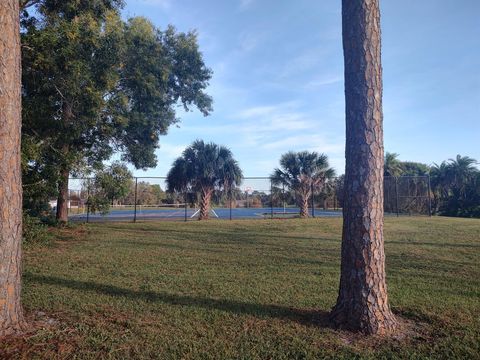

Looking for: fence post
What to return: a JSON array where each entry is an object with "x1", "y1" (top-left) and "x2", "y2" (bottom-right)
[
  {"x1": 427, "y1": 175, "x2": 432, "y2": 217},
  {"x1": 133, "y1": 177, "x2": 138, "y2": 223},
  {"x1": 270, "y1": 180, "x2": 274, "y2": 219},
  {"x1": 311, "y1": 183, "x2": 315, "y2": 218},
  {"x1": 86, "y1": 179, "x2": 90, "y2": 223},
  {"x1": 395, "y1": 177, "x2": 400, "y2": 217},
  {"x1": 229, "y1": 189, "x2": 233, "y2": 220},
  {"x1": 184, "y1": 190, "x2": 188, "y2": 222}
]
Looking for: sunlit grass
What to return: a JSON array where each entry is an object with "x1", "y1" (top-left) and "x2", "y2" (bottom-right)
[{"x1": 2, "y1": 217, "x2": 479, "y2": 359}]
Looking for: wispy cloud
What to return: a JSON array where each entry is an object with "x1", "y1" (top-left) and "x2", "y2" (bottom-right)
[
  {"x1": 303, "y1": 74, "x2": 343, "y2": 89},
  {"x1": 239, "y1": 0, "x2": 255, "y2": 10},
  {"x1": 262, "y1": 134, "x2": 343, "y2": 153},
  {"x1": 235, "y1": 101, "x2": 314, "y2": 133}
]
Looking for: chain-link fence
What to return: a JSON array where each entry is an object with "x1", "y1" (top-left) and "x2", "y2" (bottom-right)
[{"x1": 65, "y1": 176, "x2": 431, "y2": 222}]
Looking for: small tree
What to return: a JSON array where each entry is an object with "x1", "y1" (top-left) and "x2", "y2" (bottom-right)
[
  {"x1": 166, "y1": 140, "x2": 243, "y2": 220},
  {"x1": 87, "y1": 162, "x2": 133, "y2": 213},
  {"x1": 270, "y1": 151, "x2": 335, "y2": 217}
]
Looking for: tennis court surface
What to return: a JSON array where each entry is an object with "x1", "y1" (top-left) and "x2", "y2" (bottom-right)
[{"x1": 70, "y1": 207, "x2": 342, "y2": 222}]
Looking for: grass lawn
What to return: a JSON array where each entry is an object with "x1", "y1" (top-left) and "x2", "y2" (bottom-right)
[{"x1": 2, "y1": 217, "x2": 479, "y2": 359}]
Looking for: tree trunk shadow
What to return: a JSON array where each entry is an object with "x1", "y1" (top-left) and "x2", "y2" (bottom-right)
[{"x1": 25, "y1": 274, "x2": 332, "y2": 329}]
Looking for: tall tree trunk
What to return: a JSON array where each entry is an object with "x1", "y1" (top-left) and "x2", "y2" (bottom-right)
[
  {"x1": 299, "y1": 195, "x2": 309, "y2": 218},
  {"x1": 56, "y1": 166, "x2": 69, "y2": 222},
  {"x1": 0, "y1": 0, "x2": 26, "y2": 335},
  {"x1": 330, "y1": 0, "x2": 397, "y2": 335},
  {"x1": 199, "y1": 189, "x2": 213, "y2": 220}
]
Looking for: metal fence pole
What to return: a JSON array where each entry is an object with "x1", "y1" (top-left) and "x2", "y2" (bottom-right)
[
  {"x1": 311, "y1": 183, "x2": 315, "y2": 218},
  {"x1": 229, "y1": 189, "x2": 232, "y2": 220},
  {"x1": 395, "y1": 177, "x2": 400, "y2": 217},
  {"x1": 270, "y1": 180, "x2": 273, "y2": 219},
  {"x1": 184, "y1": 190, "x2": 188, "y2": 222},
  {"x1": 86, "y1": 179, "x2": 90, "y2": 223},
  {"x1": 133, "y1": 177, "x2": 138, "y2": 223},
  {"x1": 427, "y1": 175, "x2": 432, "y2": 217}
]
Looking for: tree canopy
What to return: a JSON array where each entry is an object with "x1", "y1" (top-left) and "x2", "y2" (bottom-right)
[
  {"x1": 271, "y1": 151, "x2": 335, "y2": 217},
  {"x1": 21, "y1": 0, "x2": 213, "y2": 220},
  {"x1": 166, "y1": 140, "x2": 243, "y2": 220}
]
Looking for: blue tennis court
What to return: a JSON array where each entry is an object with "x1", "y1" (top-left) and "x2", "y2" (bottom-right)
[{"x1": 70, "y1": 207, "x2": 342, "y2": 222}]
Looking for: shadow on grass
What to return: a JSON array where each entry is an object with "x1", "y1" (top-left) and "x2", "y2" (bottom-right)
[
  {"x1": 99, "y1": 223, "x2": 341, "y2": 247},
  {"x1": 25, "y1": 273, "x2": 331, "y2": 329}
]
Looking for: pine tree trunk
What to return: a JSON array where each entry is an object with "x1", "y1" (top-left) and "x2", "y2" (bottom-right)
[
  {"x1": 0, "y1": 0, "x2": 26, "y2": 335},
  {"x1": 199, "y1": 189, "x2": 212, "y2": 220},
  {"x1": 299, "y1": 195, "x2": 309, "y2": 218},
  {"x1": 330, "y1": 0, "x2": 397, "y2": 335},
  {"x1": 56, "y1": 167, "x2": 69, "y2": 222}
]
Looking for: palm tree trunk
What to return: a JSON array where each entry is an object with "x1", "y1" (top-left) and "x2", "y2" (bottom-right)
[
  {"x1": 0, "y1": 0, "x2": 26, "y2": 335},
  {"x1": 299, "y1": 195, "x2": 309, "y2": 218},
  {"x1": 330, "y1": 0, "x2": 397, "y2": 335},
  {"x1": 199, "y1": 189, "x2": 213, "y2": 220},
  {"x1": 56, "y1": 166, "x2": 69, "y2": 223}
]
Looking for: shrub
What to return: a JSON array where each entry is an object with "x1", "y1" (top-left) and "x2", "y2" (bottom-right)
[{"x1": 23, "y1": 214, "x2": 52, "y2": 246}]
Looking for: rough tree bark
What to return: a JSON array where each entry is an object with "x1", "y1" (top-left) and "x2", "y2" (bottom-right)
[
  {"x1": 330, "y1": 0, "x2": 397, "y2": 335},
  {"x1": 0, "y1": 0, "x2": 26, "y2": 335},
  {"x1": 299, "y1": 195, "x2": 309, "y2": 218},
  {"x1": 199, "y1": 189, "x2": 213, "y2": 220},
  {"x1": 56, "y1": 166, "x2": 69, "y2": 222}
]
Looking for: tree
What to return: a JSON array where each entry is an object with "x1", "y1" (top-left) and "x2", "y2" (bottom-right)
[
  {"x1": 0, "y1": 0, "x2": 26, "y2": 335},
  {"x1": 270, "y1": 151, "x2": 335, "y2": 218},
  {"x1": 93, "y1": 162, "x2": 133, "y2": 205},
  {"x1": 21, "y1": 2, "x2": 212, "y2": 222},
  {"x1": 430, "y1": 155, "x2": 479, "y2": 217},
  {"x1": 87, "y1": 162, "x2": 133, "y2": 213},
  {"x1": 400, "y1": 161, "x2": 429, "y2": 176},
  {"x1": 166, "y1": 140, "x2": 243, "y2": 220},
  {"x1": 384, "y1": 152, "x2": 402, "y2": 177},
  {"x1": 330, "y1": 0, "x2": 397, "y2": 335}
]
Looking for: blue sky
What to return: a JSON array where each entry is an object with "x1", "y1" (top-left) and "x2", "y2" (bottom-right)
[{"x1": 123, "y1": 0, "x2": 480, "y2": 177}]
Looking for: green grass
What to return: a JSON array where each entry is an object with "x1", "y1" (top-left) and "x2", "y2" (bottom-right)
[{"x1": 2, "y1": 217, "x2": 480, "y2": 359}]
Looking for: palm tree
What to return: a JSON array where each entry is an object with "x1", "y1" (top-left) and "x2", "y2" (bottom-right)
[
  {"x1": 270, "y1": 151, "x2": 335, "y2": 218},
  {"x1": 331, "y1": 0, "x2": 397, "y2": 335},
  {"x1": 448, "y1": 155, "x2": 478, "y2": 193},
  {"x1": 431, "y1": 155, "x2": 479, "y2": 215},
  {"x1": 166, "y1": 140, "x2": 243, "y2": 220},
  {"x1": 384, "y1": 152, "x2": 402, "y2": 177}
]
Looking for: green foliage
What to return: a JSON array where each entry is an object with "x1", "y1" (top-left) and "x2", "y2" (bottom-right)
[
  {"x1": 21, "y1": 0, "x2": 212, "y2": 214},
  {"x1": 166, "y1": 140, "x2": 243, "y2": 195},
  {"x1": 120, "y1": 181, "x2": 166, "y2": 205},
  {"x1": 88, "y1": 162, "x2": 133, "y2": 214},
  {"x1": 22, "y1": 214, "x2": 52, "y2": 246},
  {"x1": 271, "y1": 151, "x2": 335, "y2": 200},
  {"x1": 431, "y1": 155, "x2": 480, "y2": 218},
  {"x1": 384, "y1": 152, "x2": 403, "y2": 177}
]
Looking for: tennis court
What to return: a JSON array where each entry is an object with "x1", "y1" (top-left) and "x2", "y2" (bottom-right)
[{"x1": 69, "y1": 206, "x2": 342, "y2": 222}]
